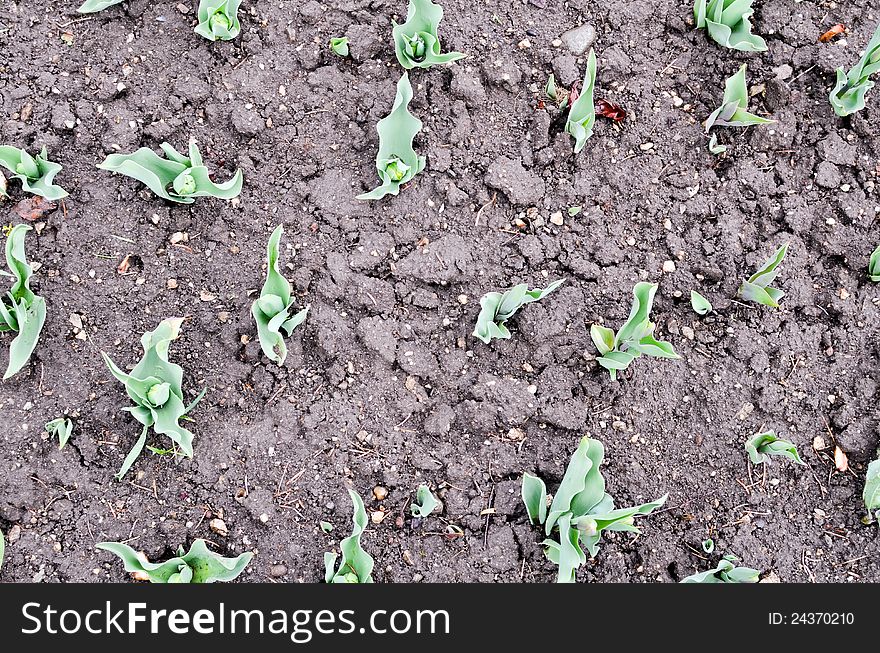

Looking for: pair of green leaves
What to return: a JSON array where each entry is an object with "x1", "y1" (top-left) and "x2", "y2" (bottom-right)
[
  {"x1": 473, "y1": 279, "x2": 564, "y2": 344},
  {"x1": 46, "y1": 417, "x2": 73, "y2": 449},
  {"x1": 681, "y1": 555, "x2": 760, "y2": 583},
  {"x1": 591, "y1": 282, "x2": 680, "y2": 381},
  {"x1": 864, "y1": 459, "x2": 880, "y2": 523},
  {"x1": 0, "y1": 146, "x2": 68, "y2": 200},
  {"x1": 522, "y1": 437, "x2": 667, "y2": 583},
  {"x1": 705, "y1": 65, "x2": 773, "y2": 154},
  {"x1": 195, "y1": 0, "x2": 242, "y2": 41},
  {"x1": 330, "y1": 37, "x2": 350, "y2": 57},
  {"x1": 358, "y1": 74, "x2": 426, "y2": 200},
  {"x1": 392, "y1": 0, "x2": 465, "y2": 69},
  {"x1": 411, "y1": 485, "x2": 440, "y2": 517},
  {"x1": 251, "y1": 226, "x2": 308, "y2": 366},
  {"x1": 694, "y1": 0, "x2": 767, "y2": 52},
  {"x1": 78, "y1": 0, "x2": 124, "y2": 12},
  {"x1": 97, "y1": 540, "x2": 253, "y2": 583},
  {"x1": 102, "y1": 318, "x2": 207, "y2": 480},
  {"x1": 738, "y1": 242, "x2": 788, "y2": 308},
  {"x1": 565, "y1": 50, "x2": 597, "y2": 154},
  {"x1": 830, "y1": 22, "x2": 880, "y2": 116},
  {"x1": 1, "y1": 225, "x2": 47, "y2": 380},
  {"x1": 745, "y1": 431, "x2": 805, "y2": 465},
  {"x1": 98, "y1": 140, "x2": 242, "y2": 204},
  {"x1": 869, "y1": 245, "x2": 880, "y2": 282},
  {"x1": 325, "y1": 489, "x2": 375, "y2": 583}
]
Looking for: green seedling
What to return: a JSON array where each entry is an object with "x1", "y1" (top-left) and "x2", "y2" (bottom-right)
[
  {"x1": 702, "y1": 538, "x2": 715, "y2": 554},
  {"x1": 78, "y1": 0, "x2": 124, "y2": 12},
  {"x1": 830, "y1": 22, "x2": 880, "y2": 116},
  {"x1": 591, "y1": 282, "x2": 679, "y2": 381},
  {"x1": 1, "y1": 225, "x2": 47, "y2": 380},
  {"x1": 45, "y1": 417, "x2": 73, "y2": 449},
  {"x1": 745, "y1": 430, "x2": 805, "y2": 465},
  {"x1": 102, "y1": 318, "x2": 207, "y2": 480},
  {"x1": 320, "y1": 521, "x2": 333, "y2": 533},
  {"x1": 694, "y1": 0, "x2": 767, "y2": 52},
  {"x1": 545, "y1": 74, "x2": 575, "y2": 110},
  {"x1": 0, "y1": 146, "x2": 67, "y2": 200},
  {"x1": 863, "y1": 459, "x2": 880, "y2": 523},
  {"x1": 358, "y1": 73, "x2": 425, "y2": 201},
  {"x1": 251, "y1": 225, "x2": 308, "y2": 366},
  {"x1": 565, "y1": 50, "x2": 597, "y2": 154},
  {"x1": 521, "y1": 436, "x2": 667, "y2": 583},
  {"x1": 705, "y1": 65, "x2": 773, "y2": 153},
  {"x1": 473, "y1": 279, "x2": 564, "y2": 344},
  {"x1": 392, "y1": 0, "x2": 465, "y2": 69},
  {"x1": 325, "y1": 489, "x2": 374, "y2": 583},
  {"x1": 146, "y1": 445, "x2": 178, "y2": 456},
  {"x1": 690, "y1": 290, "x2": 713, "y2": 315},
  {"x1": 330, "y1": 37, "x2": 350, "y2": 56},
  {"x1": 98, "y1": 140, "x2": 242, "y2": 204},
  {"x1": 411, "y1": 485, "x2": 440, "y2": 517},
  {"x1": 869, "y1": 245, "x2": 880, "y2": 282},
  {"x1": 96, "y1": 539, "x2": 252, "y2": 583},
  {"x1": 738, "y1": 242, "x2": 788, "y2": 308},
  {"x1": 681, "y1": 555, "x2": 760, "y2": 583},
  {"x1": 195, "y1": 0, "x2": 242, "y2": 41}
]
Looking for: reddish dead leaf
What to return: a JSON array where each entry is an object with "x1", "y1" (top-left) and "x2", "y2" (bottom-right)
[
  {"x1": 819, "y1": 24, "x2": 845, "y2": 43},
  {"x1": 834, "y1": 446, "x2": 849, "y2": 472},
  {"x1": 536, "y1": 99, "x2": 546, "y2": 110},
  {"x1": 596, "y1": 98, "x2": 628, "y2": 122},
  {"x1": 12, "y1": 195, "x2": 57, "y2": 221}
]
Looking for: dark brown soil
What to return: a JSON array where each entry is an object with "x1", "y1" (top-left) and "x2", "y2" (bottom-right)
[{"x1": 1, "y1": 0, "x2": 879, "y2": 584}]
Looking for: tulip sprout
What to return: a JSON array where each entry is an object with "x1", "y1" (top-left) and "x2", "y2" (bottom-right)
[
  {"x1": 745, "y1": 431, "x2": 805, "y2": 465},
  {"x1": 864, "y1": 459, "x2": 880, "y2": 524},
  {"x1": 0, "y1": 146, "x2": 68, "y2": 200},
  {"x1": 195, "y1": 0, "x2": 242, "y2": 41},
  {"x1": 98, "y1": 140, "x2": 242, "y2": 204},
  {"x1": 251, "y1": 225, "x2": 308, "y2": 366},
  {"x1": 393, "y1": 0, "x2": 466, "y2": 70},
  {"x1": 96, "y1": 540, "x2": 253, "y2": 583},
  {"x1": 325, "y1": 489, "x2": 374, "y2": 583},
  {"x1": 738, "y1": 243, "x2": 788, "y2": 308},
  {"x1": 869, "y1": 245, "x2": 880, "y2": 282},
  {"x1": 330, "y1": 37, "x2": 350, "y2": 56},
  {"x1": 1, "y1": 225, "x2": 47, "y2": 380},
  {"x1": 411, "y1": 485, "x2": 440, "y2": 517},
  {"x1": 705, "y1": 65, "x2": 773, "y2": 154},
  {"x1": 357, "y1": 73, "x2": 425, "y2": 201},
  {"x1": 690, "y1": 290, "x2": 713, "y2": 315},
  {"x1": 522, "y1": 437, "x2": 667, "y2": 583},
  {"x1": 591, "y1": 282, "x2": 680, "y2": 381},
  {"x1": 473, "y1": 279, "x2": 564, "y2": 344},
  {"x1": 694, "y1": 0, "x2": 767, "y2": 52},
  {"x1": 830, "y1": 22, "x2": 880, "y2": 116},
  {"x1": 45, "y1": 417, "x2": 73, "y2": 449},
  {"x1": 102, "y1": 318, "x2": 207, "y2": 480},
  {"x1": 566, "y1": 50, "x2": 597, "y2": 154},
  {"x1": 77, "y1": 0, "x2": 123, "y2": 13},
  {"x1": 681, "y1": 555, "x2": 760, "y2": 583}
]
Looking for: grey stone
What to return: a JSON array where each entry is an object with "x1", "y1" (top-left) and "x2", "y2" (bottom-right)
[{"x1": 560, "y1": 23, "x2": 596, "y2": 56}]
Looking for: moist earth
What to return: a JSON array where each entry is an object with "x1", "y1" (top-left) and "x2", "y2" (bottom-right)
[{"x1": 0, "y1": 0, "x2": 879, "y2": 584}]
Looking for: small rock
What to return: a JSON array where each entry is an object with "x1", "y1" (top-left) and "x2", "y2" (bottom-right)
[
  {"x1": 560, "y1": 23, "x2": 596, "y2": 56},
  {"x1": 549, "y1": 212, "x2": 564, "y2": 226},
  {"x1": 662, "y1": 260, "x2": 676, "y2": 272},
  {"x1": 813, "y1": 435, "x2": 826, "y2": 451},
  {"x1": 270, "y1": 564, "x2": 288, "y2": 578},
  {"x1": 166, "y1": 278, "x2": 178, "y2": 289},
  {"x1": 209, "y1": 518, "x2": 228, "y2": 536},
  {"x1": 371, "y1": 510, "x2": 386, "y2": 524},
  {"x1": 373, "y1": 486, "x2": 388, "y2": 501}
]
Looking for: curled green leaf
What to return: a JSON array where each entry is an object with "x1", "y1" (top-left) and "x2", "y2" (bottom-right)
[
  {"x1": 0, "y1": 146, "x2": 68, "y2": 200},
  {"x1": 102, "y1": 318, "x2": 207, "y2": 480},
  {"x1": 738, "y1": 242, "x2": 788, "y2": 308},
  {"x1": 870, "y1": 244, "x2": 880, "y2": 282},
  {"x1": 45, "y1": 417, "x2": 73, "y2": 449},
  {"x1": 705, "y1": 65, "x2": 774, "y2": 151},
  {"x1": 864, "y1": 459, "x2": 880, "y2": 523},
  {"x1": 393, "y1": 0, "x2": 465, "y2": 70},
  {"x1": 358, "y1": 74, "x2": 425, "y2": 201},
  {"x1": 694, "y1": 0, "x2": 767, "y2": 52},
  {"x1": 681, "y1": 555, "x2": 760, "y2": 583},
  {"x1": 330, "y1": 36, "x2": 350, "y2": 57},
  {"x1": 702, "y1": 538, "x2": 715, "y2": 554},
  {"x1": 195, "y1": 0, "x2": 242, "y2": 41},
  {"x1": 411, "y1": 484, "x2": 440, "y2": 517},
  {"x1": 320, "y1": 521, "x2": 333, "y2": 533},
  {"x1": 77, "y1": 0, "x2": 124, "y2": 13},
  {"x1": 745, "y1": 430, "x2": 805, "y2": 465},
  {"x1": 473, "y1": 279, "x2": 564, "y2": 344},
  {"x1": 251, "y1": 225, "x2": 308, "y2": 366},
  {"x1": 325, "y1": 489, "x2": 374, "y2": 583},
  {"x1": 829, "y1": 22, "x2": 880, "y2": 116},
  {"x1": 521, "y1": 473, "x2": 548, "y2": 525},
  {"x1": 708, "y1": 133, "x2": 727, "y2": 155},
  {"x1": 690, "y1": 290, "x2": 713, "y2": 315},
  {"x1": 565, "y1": 50, "x2": 597, "y2": 154},
  {"x1": 98, "y1": 140, "x2": 242, "y2": 204},
  {"x1": 97, "y1": 539, "x2": 253, "y2": 583}
]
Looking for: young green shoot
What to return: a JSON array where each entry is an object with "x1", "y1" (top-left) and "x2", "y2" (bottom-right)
[
  {"x1": 521, "y1": 436, "x2": 667, "y2": 583},
  {"x1": 869, "y1": 244, "x2": 880, "y2": 282},
  {"x1": 702, "y1": 538, "x2": 715, "y2": 554},
  {"x1": 1, "y1": 224, "x2": 47, "y2": 380},
  {"x1": 102, "y1": 318, "x2": 207, "y2": 480},
  {"x1": 325, "y1": 489, "x2": 374, "y2": 583},
  {"x1": 45, "y1": 417, "x2": 73, "y2": 449},
  {"x1": 78, "y1": 0, "x2": 124, "y2": 12},
  {"x1": 411, "y1": 485, "x2": 440, "y2": 517},
  {"x1": 830, "y1": 22, "x2": 880, "y2": 116},
  {"x1": 680, "y1": 555, "x2": 760, "y2": 583},
  {"x1": 98, "y1": 140, "x2": 242, "y2": 204},
  {"x1": 251, "y1": 225, "x2": 308, "y2": 366},
  {"x1": 690, "y1": 290, "x2": 713, "y2": 315},
  {"x1": 330, "y1": 37, "x2": 350, "y2": 57},
  {"x1": 96, "y1": 539, "x2": 253, "y2": 583},
  {"x1": 745, "y1": 430, "x2": 805, "y2": 465},
  {"x1": 863, "y1": 459, "x2": 880, "y2": 524},
  {"x1": 0, "y1": 146, "x2": 68, "y2": 200},
  {"x1": 738, "y1": 242, "x2": 788, "y2": 308},
  {"x1": 194, "y1": 0, "x2": 242, "y2": 41},
  {"x1": 392, "y1": 0, "x2": 466, "y2": 70},
  {"x1": 704, "y1": 65, "x2": 773, "y2": 154},
  {"x1": 565, "y1": 50, "x2": 597, "y2": 154},
  {"x1": 694, "y1": 0, "x2": 767, "y2": 52},
  {"x1": 358, "y1": 74, "x2": 425, "y2": 200},
  {"x1": 473, "y1": 279, "x2": 564, "y2": 344},
  {"x1": 320, "y1": 521, "x2": 333, "y2": 533},
  {"x1": 590, "y1": 282, "x2": 679, "y2": 381}
]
